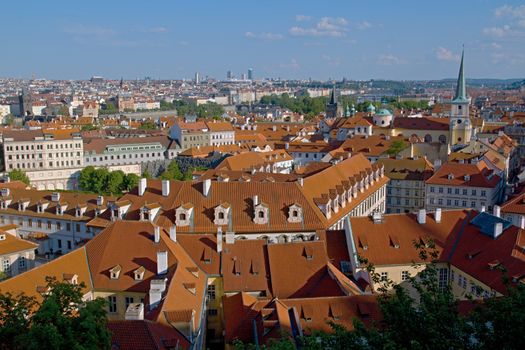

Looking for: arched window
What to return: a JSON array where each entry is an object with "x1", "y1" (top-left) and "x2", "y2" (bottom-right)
[
  {"x1": 180, "y1": 213, "x2": 186, "y2": 221},
  {"x1": 258, "y1": 211, "x2": 264, "y2": 218},
  {"x1": 218, "y1": 212, "x2": 224, "y2": 219},
  {"x1": 438, "y1": 135, "x2": 447, "y2": 144},
  {"x1": 424, "y1": 134, "x2": 432, "y2": 143}
]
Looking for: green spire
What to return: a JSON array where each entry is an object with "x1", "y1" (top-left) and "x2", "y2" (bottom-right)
[{"x1": 453, "y1": 48, "x2": 468, "y2": 102}]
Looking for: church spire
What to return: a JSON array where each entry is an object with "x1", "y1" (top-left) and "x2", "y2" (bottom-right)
[
  {"x1": 329, "y1": 85, "x2": 336, "y2": 105},
  {"x1": 453, "y1": 48, "x2": 467, "y2": 102}
]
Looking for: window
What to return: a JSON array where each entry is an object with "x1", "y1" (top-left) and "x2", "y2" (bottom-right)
[
  {"x1": 208, "y1": 309, "x2": 218, "y2": 316},
  {"x1": 125, "y1": 296, "x2": 134, "y2": 309},
  {"x1": 447, "y1": 199, "x2": 451, "y2": 206},
  {"x1": 18, "y1": 256, "x2": 26, "y2": 270},
  {"x1": 455, "y1": 188, "x2": 460, "y2": 195},
  {"x1": 430, "y1": 186, "x2": 435, "y2": 193},
  {"x1": 207, "y1": 285, "x2": 216, "y2": 301},
  {"x1": 462, "y1": 201, "x2": 467, "y2": 207},
  {"x1": 463, "y1": 189, "x2": 467, "y2": 195},
  {"x1": 380, "y1": 271, "x2": 388, "y2": 282},
  {"x1": 179, "y1": 213, "x2": 186, "y2": 221},
  {"x1": 57, "y1": 222, "x2": 61, "y2": 230},
  {"x1": 438, "y1": 187, "x2": 443, "y2": 193},
  {"x1": 471, "y1": 201, "x2": 476, "y2": 208},
  {"x1": 471, "y1": 189, "x2": 477, "y2": 196},
  {"x1": 108, "y1": 296, "x2": 117, "y2": 313},
  {"x1": 481, "y1": 190, "x2": 486, "y2": 197},
  {"x1": 2, "y1": 258, "x2": 10, "y2": 274},
  {"x1": 447, "y1": 188, "x2": 452, "y2": 194},
  {"x1": 438, "y1": 268, "x2": 448, "y2": 289},
  {"x1": 258, "y1": 211, "x2": 264, "y2": 218},
  {"x1": 67, "y1": 241, "x2": 72, "y2": 250},
  {"x1": 450, "y1": 269, "x2": 455, "y2": 282},
  {"x1": 401, "y1": 270, "x2": 409, "y2": 281},
  {"x1": 57, "y1": 239, "x2": 62, "y2": 249}
]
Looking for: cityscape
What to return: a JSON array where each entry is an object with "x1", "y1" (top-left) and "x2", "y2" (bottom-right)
[{"x1": 1, "y1": 1, "x2": 525, "y2": 349}]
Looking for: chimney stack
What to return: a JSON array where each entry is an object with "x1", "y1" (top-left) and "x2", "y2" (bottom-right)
[
  {"x1": 520, "y1": 216, "x2": 525, "y2": 230},
  {"x1": 225, "y1": 231, "x2": 235, "y2": 244},
  {"x1": 203, "y1": 179, "x2": 211, "y2": 197},
  {"x1": 253, "y1": 195, "x2": 259, "y2": 206},
  {"x1": 162, "y1": 180, "x2": 170, "y2": 197},
  {"x1": 493, "y1": 222, "x2": 503, "y2": 239},
  {"x1": 481, "y1": 205, "x2": 486, "y2": 213},
  {"x1": 169, "y1": 226, "x2": 177, "y2": 242},
  {"x1": 157, "y1": 251, "x2": 168, "y2": 275},
  {"x1": 493, "y1": 205, "x2": 501, "y2": 218},
  {"x1": 154, "y1": 226, "x2": 160, "y2": 243},
  {"x1": 285, "y1": 142, "x2": 289, "y2": 150},
  {"x1": 435, "y1": 208, "x2": 442, "y2": 223},
  {"x1": 433, "y1": 159, "x2": 442, "y2": 171},
  {"x1": 97, "y1": 195, "x2": 104, "y2": 206},
  {"x1": 417, "y1": 209, "x2": 426, "y2": 224},
  {"x1": 297, "y1": 178, "x2": 304, "y2": 187},
  {"x1": 139, "y1": 178, "x2": 147, "y2": 196},
  {"x1": 217, "y1": 227, "x2": 223, "y2": 253}
]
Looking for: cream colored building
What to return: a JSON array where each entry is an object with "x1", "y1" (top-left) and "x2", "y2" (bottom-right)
[{"x1": 2, "y1": 129, "x2": 84, "y2": 190}]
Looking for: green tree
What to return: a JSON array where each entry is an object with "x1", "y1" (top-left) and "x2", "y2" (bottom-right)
[
  {"x1": 105, "y1": 170, "x2": 125, "y2": 195},
  {"x1": 386, "y1": 140, "x2": 408, "y2": 156},
  {"x1": 0, "y1": 277, "x2": 110, "y2": 350},
  {"x1": 3, "y1": 113, "x2": 15, "y2": 126},
  {"x1": 91, "y1": 168, "x2": 110, "y2": 193},
  {"x1": 57, "y1": 105, "x2": 70, "y2": 116},
  {"x1": 196, "y1": 102, "x2": 224, "y2": 119},
  {"x1": 78, "y1": 166, "x2": 96, "y2": 192},
  {"x1": 9, "y1": 169, "x2": 30, "y2": 185},
  {"x1": 142, "y1": 169, "x2": 152, "y2": 179},
  {"x1": 139, "y1": 121, "x2": 158, "y2": 130},
  {"x1": 122, "y1": 173, "x2": 140, "y2": 192}
]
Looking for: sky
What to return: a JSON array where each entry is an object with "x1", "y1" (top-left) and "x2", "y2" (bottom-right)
[{"x1": 1, "y1": 0, "x2": 525, "y2": 81}]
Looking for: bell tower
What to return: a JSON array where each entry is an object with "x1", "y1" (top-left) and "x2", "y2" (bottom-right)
[{"x1": 449, "y1": 49, "x2": 471, "y2": 146}]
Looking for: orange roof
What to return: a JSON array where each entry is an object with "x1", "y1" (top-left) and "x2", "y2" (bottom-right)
[
  {"x1": 0, "y1": 248, "x2": 93, "y2": 302},
  {"x1": 426, "y1": 160, "x2": 501, "y2": 188},
  {"x1": 0, "y1": 231, "x2": 37, "y2": 256}
]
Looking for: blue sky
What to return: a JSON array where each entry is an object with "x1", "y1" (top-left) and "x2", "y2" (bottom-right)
[{"x1": 1, "y1": 0, "x2": 524, "y2": 80}]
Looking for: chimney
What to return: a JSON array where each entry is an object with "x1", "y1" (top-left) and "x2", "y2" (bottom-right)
[
  {"x1": 217, "y1": 227, "x2": 223, "y2": 253},
  {"x1": 417, "y1": 209, "x2": 426, "y2": 224},
  {"x1": 169, "y1": 225, "x2": 177, "y2": 242},
  {"x1": 493, "y1": 205, "x2": 501, "y2": 218},
  {"x1": 433, "y1": 159, "x2": 442, "y2": 171},
  {"x1": 285, "y1": 142, "x2": 289, "y2": 150},
  {"x1": 297, "y1": 178, "x2": 304, "y2": 187},
  {"x1": 139, "y1": 178, "x2": 147, "y2": 196},
  {"x1": 435, "y1": 208, "x2": 442, "y2": 223},
  {"x1": 481, "y1": 205, "x2": 486, "y2": 213},
  {"x1": 154, "y1": 226, "x2": 161, "y2": 243},
  {"x1": 157, "y1": 251, "x2": 168, "y2": 275},
  {"x1": 225, "y1": 231, "x2": 235, "y2": 244},
  {"x1": 253, "y1": 195, "x2": 259, "y2": 206},
  {"x1": 203, "y1": 179, "x2": 211, "y2": 197},
  {"x1": 493, "y1": 222, "x2": 503, "y2": 239},
  {"x1": 96, "y1": 195, "x2": 104, "y2": 206},
  {"x1": 520, "y1": 216, "x2": 525, "y2": 229},
  {"x1": 272, "y1": 125, "x2": 277, "y2": 131},
  {"x1": 125, "y1": 303, "x2": 144, "y2": 320},
  {"x1": 162, "y1": 180, "x2": 170, "y2": 197}
]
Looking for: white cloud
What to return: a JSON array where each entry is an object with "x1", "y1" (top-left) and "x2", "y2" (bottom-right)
[
  {"x1": 356, "y1": 21, "x2": 373, "y2": 30},
  {"x1": 295, "y1": 15, "x2": 311, "y2": 22},
  {"x1": 377, "y1": 54, "x2": 405, "y2": 65},
  {"x1": 290, "y1": 16, "x2": 349, "y2": 37},
  {"x1": 148, "y1": 26, "x2": 168, "y2": 34},
  {"x1": 483, "y1": 25, "x2": 511, "y2": 37},
  {"x1": 321, "y1": 54, "x2": 341, "y2": 66},
  {"x1": 434, "y1": 47, "x2": 460, "y2": 61},
  {"x1": 494, "y1": 4, "x2": 525, "y2": 19},
  {"x1": 279, "y1": 58, "x2": 300, "y2": 70},
  {"x1": 245, "y1": 31, "x2": 284, "y2": 41}
]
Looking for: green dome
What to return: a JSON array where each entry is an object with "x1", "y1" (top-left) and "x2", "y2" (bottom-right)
[
  {"x1": 375, "y1": 108, "x2": 392, "y2": 116},
  {"x1": 366, "y1": 104, "x2": 376, "y2": 112}
]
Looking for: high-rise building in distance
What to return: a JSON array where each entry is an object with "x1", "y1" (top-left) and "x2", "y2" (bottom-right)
[
  {"x1": 226, "y1": 70, "x2": 232, "y2": 80},
  {"x1": 248, "y1": 68, "x2": 253, "y2": 80}
]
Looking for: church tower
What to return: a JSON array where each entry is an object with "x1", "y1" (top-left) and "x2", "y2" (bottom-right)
[
  {"x1": 325, "y1": 86, "x2": 342, "y2": 119},
  {"x1": 449, "y1": 49, "x2": 471, "y2": 146}
]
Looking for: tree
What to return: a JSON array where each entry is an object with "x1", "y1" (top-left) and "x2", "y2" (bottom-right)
[
  {"x1": 142, "y1": 169, "x2": 152, "y2": 179},
  {"x1": 139, "y1": 121, "x2": 158, "y2": 130},
  {"x1": 3, "y1": 113, "x2": 15, "y2": 126},
  {"x1": 105, "y1": 170, "x2": 125, "y2": 195},
  {"x1": 78, "y1": 166, "x2": 96, "y2": 191},
  {"x1": 386, "y1": 140, "x2": 408, "y2": 156},
  {"x1": 122, "y1": 173, "x2": 140, "y2": 192},
  {"x1": 0, "y1": 277, "x2": 110, "y2": 350},
  {"x1": 9, "y1": 169, "x2": 30, "y2": 185}
]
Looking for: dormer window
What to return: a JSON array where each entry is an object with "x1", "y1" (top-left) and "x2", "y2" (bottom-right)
[
  {"x1": 175, "y1": 204, "x2": 193, "y2": 227},
  {"x1": 253, "y1": 203, "x2": 269, "y2": 225},
  {"x1": 287, "y1": 204, "x2": 303, "y2": 223},
  {"x1": 448, "y1": 173, "x2": 454, "y2": 180},
  {"x1": 57, "y1": 206, "x2": 63, "y2": 215},
  {"x1": 110, "y1": 265, "x2": 121, "y2": 280},
  {"x1": 214, "y1": 203, "x2": 230, "y2": 226},
  {"x1": 0, "y1": 201, "x2": 6, "y2": 210},
  {"x1": 134, "y1": 266, "x2": 145, "y2": 281},
  {"x1": 464, "y1": 175, "x2": 471, "y2": 181}
]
